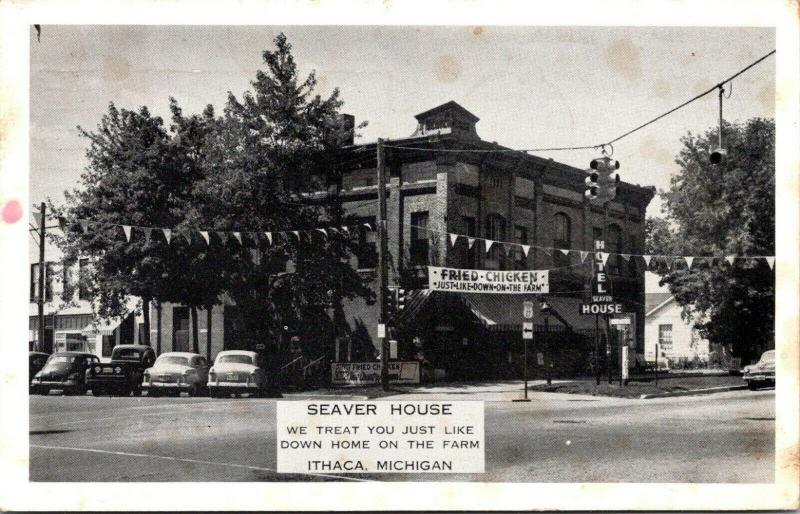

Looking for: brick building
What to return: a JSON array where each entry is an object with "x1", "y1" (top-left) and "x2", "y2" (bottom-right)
[
  {"x1": 328, "y1": 101, "x2": 655, "y2": 378},
  {"x1": 150, "y1": 101, "x2": 654, "y2": 380}
]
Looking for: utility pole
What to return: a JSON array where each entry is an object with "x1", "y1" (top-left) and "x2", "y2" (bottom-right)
[
  {"x1": 37, "y1": 202, "x2": 46, "y2": 353},
  {"x1": 377, "y1": 138, "x2": 389, "y2": 390},
  {"x1": 604, "y1": 202, "x2": 612, "y2": 385}
]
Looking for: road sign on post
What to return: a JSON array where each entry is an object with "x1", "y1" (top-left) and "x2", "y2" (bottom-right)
[
  {"x1": 523, "y1": 301, "x2": 534, "y2": 319},
  {"x1": 522, "y1": 322, "x2": 534, "y2": 340}
]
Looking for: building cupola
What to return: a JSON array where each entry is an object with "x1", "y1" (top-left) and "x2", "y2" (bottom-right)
[{"x1": 410, "y1": 101, "x2": 480, "y2": 140}]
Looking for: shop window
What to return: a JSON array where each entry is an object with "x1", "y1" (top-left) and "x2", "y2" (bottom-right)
[
  {"x1": 356, "y1": 216, "x2": 377, "y2": 269},
  {"x1": 485, "y1": 213, "x2": 506, "y2": 270},
  {"x1": 514, "y1": 225, "x2": 528, "y2": 269},
  {"x1": 410, "y1": 211, "x2": 429, "y2": 265},
  {"x1": 658, "y1": 324, "x2": 673, "y2": 352},
  {"x1": 553, "y1": 213, "x2": 571, "y2": 268}
]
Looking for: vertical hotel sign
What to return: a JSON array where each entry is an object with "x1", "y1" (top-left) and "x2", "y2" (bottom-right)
[{"x1": 428, "y1": 266, "x2": 549, "y2": 294}]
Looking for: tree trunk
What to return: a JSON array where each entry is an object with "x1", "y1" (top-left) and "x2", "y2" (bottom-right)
[
  {"x1": 156, "y1": 301, "x2": 162, "y2": 355},
  {"x1": 142, "y1": 297, "x2": 151, "y2": 346},
  {"x1": 191, "y1": 306, "x2": 199, "y2": 354},
  {"x1": 206, "y1": 304, "x2": 212, "y2": 361}
]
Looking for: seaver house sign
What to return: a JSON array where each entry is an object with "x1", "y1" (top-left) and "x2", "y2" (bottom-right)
[{"x1": 428, "y1": 266, "x2": 549, "y2": 294}]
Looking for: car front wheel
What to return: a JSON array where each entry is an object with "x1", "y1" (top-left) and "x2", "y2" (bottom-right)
[{"x1": 747, "y1": 381, "x2": 759, "y2": 390}]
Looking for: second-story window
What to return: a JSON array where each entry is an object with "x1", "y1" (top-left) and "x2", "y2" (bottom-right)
[
  {"x1": 607, "y1": 224, "x2": 623, "y2": 275},
  {"x1": 410, "y1": 211, "x2": 429, "y2": 266},
  {"x1": 78, "y1": 258, "x2": 90, "y2": 300},
  {"x1": 461, "y1": 216, "x2": 476, "y2": 268},
  {"x1": 553, "y1": 213, "x2": 571, "y2": 268},
  {"x1": 514, "y1": 225, "x2": 528, "y2": 269},
  {"x1": 357, "y1": 217, "x2": 377, "y2": 269},
  {"x1": 485, "y1": 213, "x2": 506, "y2": 270}
]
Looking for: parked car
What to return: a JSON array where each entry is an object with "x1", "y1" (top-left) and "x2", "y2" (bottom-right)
[
  {"x1": 31, "y1": 352, "x2": 100, "y2": 395},
  {"x1": 86, "y1": 344, "x2": 156, "y2": 396},
  {"x1": 208, "y1": 350, "x2": 272, "y2": 398},
  {"x1": 29, "y1": 351, "x2": 50, "y2": 383},
  {"x1": 742, "y1": 350, "x2": 775, "y2": 390},
  {"x1": 143, "y1": 352, "x2": 209, "y2": 397}
]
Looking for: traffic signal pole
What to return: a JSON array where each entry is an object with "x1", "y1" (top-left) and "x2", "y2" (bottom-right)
[{"x1": 377, "y1": 138, "x2": 389, "y2": 390}]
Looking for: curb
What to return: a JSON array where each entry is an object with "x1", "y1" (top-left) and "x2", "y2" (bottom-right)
[{"x1": 639, "y1": 384, "x2": 748, "y2": 399}]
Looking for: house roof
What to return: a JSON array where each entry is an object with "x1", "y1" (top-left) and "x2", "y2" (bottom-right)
[
  {"x1": 645, "y1": 293, "x2": 674, "y2": 316},
  {"x1": 414, "y1": 101, "x2": 480, "y2": 123}
]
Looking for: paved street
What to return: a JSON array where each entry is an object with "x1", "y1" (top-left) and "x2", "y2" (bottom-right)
[{"x1": 29, "y1": 383, "x2": 774, "y2": 483}]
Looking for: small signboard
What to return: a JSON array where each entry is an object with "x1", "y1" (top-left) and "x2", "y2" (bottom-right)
[
  {"x1": 428, "y1": 266, "x2": 549, "y2": 294},
  {"x1": 523, "y1": 301, "x2": 534, "y2": 319},
  {"x1": 610, "y1": 318, "x2": 631, "y2": 326},
  {"x1": 580, "y1": 303, "x2": 624, "y2": 315},
  {"x1": 377, "y1": 323, "x2": 386, "y2": 338},
  {"x1": 522, "y1": 322, "x2": 534, "y2": 340},
  {"x1": 255, "y1": 343, "x2": 266, "y2": 350}
]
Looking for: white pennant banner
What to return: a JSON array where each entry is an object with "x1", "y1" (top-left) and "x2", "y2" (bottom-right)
[
  {"x1": 316, "y1": 228, "x2": 327, "y2": 239},
  {"x1": 467, "y1": 238, "x2": 475, "y2": 249},
  {"x1": 341, "y1": 226, "x2": 349, "y2": 235},
  {"x1": 162, "y1": 228, "x2": 172, "y2": 244},
  {"x1": 292, "y1": 230, "x2": 300, "y2": 241},
  {"x1": 183, "y1": 231, "x2": 192, "y2": 244},
  {"x1": 580, "y1": 251, "x2": 588, "y2": 263},
  {"x1": 685, "y1": 256, "x2": 694, "y2": 269},
  {"x1": 599, "y1": 252, "x2": 609, "y2": 265},
  {"x1": 264, "y1": 232, "x2": 272, "y2": 245},
  {"x1": 725, "y1": 255, "x2": 735, "y2": 266},
  {"x1": 449, "y1": 233, "x2": 459, "y2": 246},
  {"x1": 620, "y1": 254, "x2": 630, "y2": 261},
  {"x1": 766, "y1": 256, "x2": 775, "y2": 270},
  {"x1": 522, "y1": 245, "x2": 531, "y2": 257},
  {"x1": 122, "y1": 225, "x2": 132, "y2": 242},
  {"x1": 485, "y1": 240, "x2": 494, "y2": 254},
  {"x1": 643, "y1": 255, "x2": 652, "y2": 267},
  {"x1": 217, "y1": 231, "x2": 227, "y2": 243},
  {"x1": 559, "y1": 248, "x2": 570, "y2": 256},
  {"x1": 143, "y1": 228, "x2": 152, "y2": 243},
  {"x1": 233, "y1": 232, "x2": 242, "y2": 245},
  {"x1": 200, "y1": 231, "x2": 210, "y2": 245}
]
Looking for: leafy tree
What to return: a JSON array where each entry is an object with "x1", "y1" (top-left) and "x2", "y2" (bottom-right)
[
  {"x1": 186, "y1": 33, "x2": 374, "y2": 361},
  {"x1": 51, "y1": 103, "x2": 190, "y2": 343},
  {"x1": 646, "y1": 118, "x2": 775, "y2": 363}
]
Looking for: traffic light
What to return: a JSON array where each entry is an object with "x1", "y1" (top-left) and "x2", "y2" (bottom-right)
[
  {"x1": 386, "y1": 287, "x2": 406, "y2": 318},
  {"x1": 586, "y1": 157, "x2": 621, "y2": 202},
  {"x1": 397, "y1": 288, "x2": 406, "y2": 312},
  {"x1": 584, "y1": 168, "x2": 599, "y2": 200}
]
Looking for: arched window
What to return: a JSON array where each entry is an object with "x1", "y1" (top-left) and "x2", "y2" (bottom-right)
[
  {"x1": 607, "y1": 224, "x2": 623, "y2": 275},
  {"x1": 553, "y1": 213, "x2": 571, "y2": 267},
  {"x1": 485, "y1": 213, "x2": 506, "y2": 269}
]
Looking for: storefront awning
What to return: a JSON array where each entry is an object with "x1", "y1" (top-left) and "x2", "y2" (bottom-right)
[
  {"x1": 81, "y1": 297, "x2": 139, "y2": 336},
  {"x1": 457, "y1": 293, "x2": 598, "y2": 332}
]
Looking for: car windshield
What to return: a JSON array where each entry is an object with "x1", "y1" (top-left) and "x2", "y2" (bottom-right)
[
  {"x1": 761, "y1": 351, "x2": 775, "y2": 363},
  {"x1": 114, "y1": 349, "x2": 141, "y2": 360},
  {"x1": 43, "y1": 355, "x2": 75, "y2": 369},
  {"x1": 156, "y1": 356, "x2": 189, "y2": 366},
  {"x1": 217, "y1": 354, "x2": 254, "y2": 365}
]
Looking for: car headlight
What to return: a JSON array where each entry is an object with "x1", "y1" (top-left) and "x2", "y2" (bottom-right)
[
  {"x1": 114, "y1": 366, "x2": 122, "y2": 374},
  {"x1": 94, "y1": 366, "x2": 101, "y2": 373},
  {"x1": 68, "y1": 373, "x2": 79, "y2": 380},
  {"x1": 32, "y1": 377, "x2": 40, "y2": 383}
]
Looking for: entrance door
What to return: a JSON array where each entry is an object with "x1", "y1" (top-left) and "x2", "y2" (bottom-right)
[{"x1": 173, "y1": 307, "x2": 190, "y2": 352}]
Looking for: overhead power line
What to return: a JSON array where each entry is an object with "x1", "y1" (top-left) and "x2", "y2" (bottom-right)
[{"x1": 384, "y1": 49, "x2": 776, "y2": 155}]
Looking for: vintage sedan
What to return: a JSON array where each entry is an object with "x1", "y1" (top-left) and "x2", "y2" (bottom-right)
[
  {"x1": 86, "y1": 344, "x2": 156, "y2": 396},
  {"x1": 208, "y1": 350, "x2": 271, "y2": 398},
  {"x1": 742, "y1": 349, "x2": 775, "y2": 390},
  {"x1": 143, "y1": 352, "x2": 209, "y2": 397},
  {"x1": 31, "y1": 352, "x2": 100, "y2": 395},
  {"x1": 29, "y1": 351, "x2": 50, "y2": 383}
]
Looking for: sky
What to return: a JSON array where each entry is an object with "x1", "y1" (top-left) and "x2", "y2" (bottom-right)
[{"x1": 29, "y1": 25, "x2": 775, "y2": 263}]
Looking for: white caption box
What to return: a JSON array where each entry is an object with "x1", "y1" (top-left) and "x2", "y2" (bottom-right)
[{"x1": 277, "y1": 400, "x2": 485, "y2": 474}]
